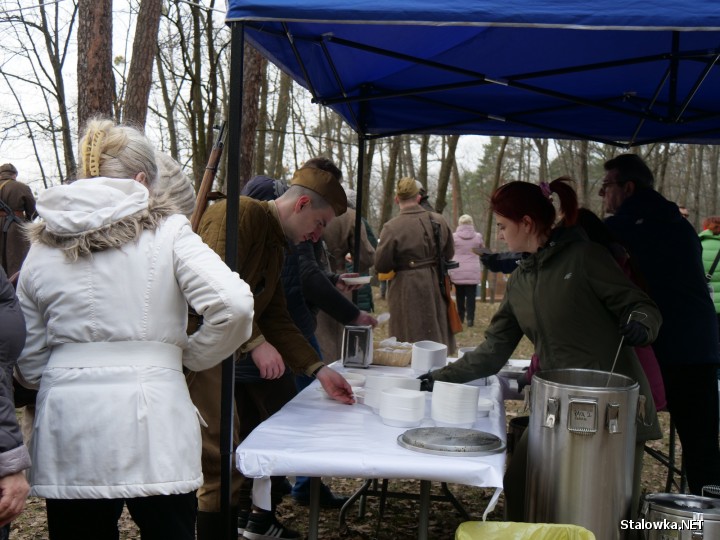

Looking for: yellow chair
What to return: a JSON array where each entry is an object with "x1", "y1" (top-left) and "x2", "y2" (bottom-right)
[{"x1": 456, "y1": 521, "x2": 596, "y2": 540}]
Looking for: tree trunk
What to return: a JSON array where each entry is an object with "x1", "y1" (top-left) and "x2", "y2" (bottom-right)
[
  {"x1": 418, "y1": 135, "x2": 430, "y2": 186},
  {"x1": 155, "y1": 50, "x2": 179, "y2": 159},
  {"x1": 481, "y1": 136, "x2": 508, "y2": 302},
  {"x1": 38, "y1": 1, "x2": 77, "y2": 181},
  {"x1": 656, "y1": 143, "x2": 671, "y2": 194},
  {"x1": 534, "y1": 138, "x2": 549, "y2": 183},
  {"x1": 451, "y1": 159, "x2": 462, "y2": 226},
  {"x1": 578, "y1": 140, "x2": 589, "y2": 206},
  {"x1": 123, "y1": 0, "x2": 162, "y2": 127},
  {"x1": 710, "y1": 146, "x2": 720, "y2": 216},
  {"x1": 435, "y1": 135, "x2": 460, "y2": 214},
  {"x1": 255, "y1": 63, "x2": 269, "y2": 176},
  {"x1": 189, "y1": 2, "x2": 207, "y2": 185},
  {"x1": 379, "y1": 137, "x2": 402, "y2": 233},
  {"x1": 403, "y1": 135, "x2": 416, "y2": 179},
  {"x1": 361, "y1": 139, "x2": 376, "y2": 220},
  {"x1": 692, "y1": 145, "x2": 704, "y2": 229},
  {"x1": 77, "y1": 0, "x2": 114, "y2": 131},
  {"x1": 270, "y1": 71, "x2": 291, "y2": 178},
  {"x1": 238, "y1": 43, "x2": 264, "y2": 189}
]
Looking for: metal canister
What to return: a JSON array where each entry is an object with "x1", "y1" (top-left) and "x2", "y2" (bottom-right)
[
  {"x1": 525, "y1": 369, "x2": 639, "y2": 540},
  {"x1": 639, "y1": 493, "x2": 720, "y2": 539}
]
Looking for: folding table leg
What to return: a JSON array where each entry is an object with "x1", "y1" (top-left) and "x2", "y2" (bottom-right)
[
  {"x1": 338, "y1": 479, "x2": 373, "y2": 532},
  {"x1": 417, "y1": 480, "x2": 431, "y2": 540},
  {"x1": 308, "y1": 477, "x2": 321, "y2": 540},
  {"x1": 374, "y1": 479, "x2": 390, "y2": 538}
]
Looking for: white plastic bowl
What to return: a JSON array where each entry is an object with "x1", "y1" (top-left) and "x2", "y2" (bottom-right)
[{"x1": 342, "y1": 372, "x2": 366, "y2": 387}]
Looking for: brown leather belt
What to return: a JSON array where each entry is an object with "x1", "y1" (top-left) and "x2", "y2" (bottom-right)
[
  {"x1": 0, "y1": 210, "x2": 24, "y2": 218},
  {"x1": 395, "y1": 258, "x2": 437, "y2": 271}
]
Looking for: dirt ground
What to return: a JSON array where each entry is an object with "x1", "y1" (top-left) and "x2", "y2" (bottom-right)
[{"x1": 10, "y1": 292, "x2": 683, "y2": 539}]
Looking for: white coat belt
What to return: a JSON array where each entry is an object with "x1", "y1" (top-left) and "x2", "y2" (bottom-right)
[{"x1": 48, "y1": 341, "x2": 183, "y2": 371}]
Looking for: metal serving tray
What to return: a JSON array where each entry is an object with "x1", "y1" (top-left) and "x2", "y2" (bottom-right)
[{"x1": 397, "y1": 427, "x2": 505, "y2": 456}]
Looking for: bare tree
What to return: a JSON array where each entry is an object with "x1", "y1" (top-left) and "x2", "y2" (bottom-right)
[
  {"x1": 238, "y1": 43, "x2": 264, "y2": 188},
  {"x1": 435, "y1": 135, "x2": 460, "y2": 214},
  {"x1": 269, "y1": 71, "x2": 292, "y2": 178},
  {"x1": 254, "y1": 63, "x2": 269, "y2": 176},
  {"x1": 418, "y1": 135, "x2": 430, "y2": 187},
  {"x1": 77, "y1": 0, "x2": 114, "y2": 129},
  {"x1": 1, "y1": 0, "x2": 78, "y2": 185},
  {"x1": 123, "y1": 0, "x2": 163, "y2": 127},
  {"x1": 379, "y1": 137, "x2": 402, "y2": 232}
]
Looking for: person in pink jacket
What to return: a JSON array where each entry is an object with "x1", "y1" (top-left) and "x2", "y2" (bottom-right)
[{"x1": 448, "y1": 214, "x2": 484, "y2": 327}]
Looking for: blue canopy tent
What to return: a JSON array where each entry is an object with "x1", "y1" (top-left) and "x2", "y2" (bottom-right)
[
  {"x1": 225, "y1": 0, "x2": 720, "y2": 146},
  {"x1": 215, "y1": 3, "x2": 720, "y2": 537}
]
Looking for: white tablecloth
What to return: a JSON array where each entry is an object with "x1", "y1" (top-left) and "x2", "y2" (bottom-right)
[{"x1": 237, "y1": 364, "x2": 507, "y2": 516}]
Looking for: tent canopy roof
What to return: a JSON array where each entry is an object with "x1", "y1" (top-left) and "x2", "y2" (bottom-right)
[{"x1": 226, "y1": 0, "x2": 720, "y2": 147}]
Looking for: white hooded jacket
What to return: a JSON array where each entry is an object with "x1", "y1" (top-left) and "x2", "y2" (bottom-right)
[{"x1": 17, "y1": 177, "x2": 254, "y2": 499}]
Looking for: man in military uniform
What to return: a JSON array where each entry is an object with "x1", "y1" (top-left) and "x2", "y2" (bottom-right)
[
  {"x1": 374, "y1": 177, "x2": 456, "y2": 353},
  {"x1": 189, "y1": 160, "x2": 354, "y2": 540},
  {"x1": 0, "y1": 164, "x2": 36, "y2": 277}
]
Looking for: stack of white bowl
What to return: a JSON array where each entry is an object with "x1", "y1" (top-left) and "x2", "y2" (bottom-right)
[
  {"x1": 411, "y1": 340, "x2": 448, "y2": 373},
  {"x1": 364, "y1": 374, "x2": 421, "y2": 412},
  {"x1": 378, "y1": 387, "x2": 426, "y2": 427},
  {"x1": 431, "y1": 381, "x2": 481, "y2": 427}
]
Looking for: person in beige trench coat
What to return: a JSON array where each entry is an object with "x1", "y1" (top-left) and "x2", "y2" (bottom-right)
[{"x1": 374, "y1": 177, "x2": 456, "y2": 354}]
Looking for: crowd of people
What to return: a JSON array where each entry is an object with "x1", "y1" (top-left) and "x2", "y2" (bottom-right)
[{"x1": 1, "y1": 117, "x2": 720, "y2": 540}]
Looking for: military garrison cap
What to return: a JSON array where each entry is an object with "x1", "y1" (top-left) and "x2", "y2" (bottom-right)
[{"x1": 291, "y1": 167, "x2": 347, "y2": 216}]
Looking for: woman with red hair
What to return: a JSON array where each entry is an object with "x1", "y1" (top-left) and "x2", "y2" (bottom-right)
[
  {"x1": 700, "y1": 216, "x2": 720, "y2": 332},
  {"x1": 422, "y1": 178, "x2": 662, "y2": 521}
]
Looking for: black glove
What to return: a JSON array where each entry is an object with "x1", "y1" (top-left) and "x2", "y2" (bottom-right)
[
  {"x1": 516, "y1": 370, "x2": 531, "y2": 394},
  {"x1": 418, "y1": 371, "x2": 435, "y2": 392},
  {"x1": 620, "y1": 320, "x2": 649, "y2": 346},
  {"x1": 480, "y1": 252, "x2": 524, "y2": 274}
]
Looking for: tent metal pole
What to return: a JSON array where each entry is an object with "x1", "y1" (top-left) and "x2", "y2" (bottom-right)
[
  {"x1": 353, "y1": 135, "x2": 366, "y2": 280},
  {"x1": 219, "y1": 20, "x2": 245, "y2": 540}
]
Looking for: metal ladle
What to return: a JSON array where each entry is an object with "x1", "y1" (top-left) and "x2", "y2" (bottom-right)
[{"x1": 606, "y1": 310, "x2": 648, "y2": 387}]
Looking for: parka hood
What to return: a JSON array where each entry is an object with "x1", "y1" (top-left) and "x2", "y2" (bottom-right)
[
  {"x1": 517, "y1": 226, "x2": 587, "y2": 271},
  {"x1": 36, "y1": 177, "x2": 149, "y2": 235},
  {"x1": 455, "y1": 223, "x2": 478, "y2": 240},
  {"x1": 28, "y1": 177, "x2": 178, "y2": 260}
]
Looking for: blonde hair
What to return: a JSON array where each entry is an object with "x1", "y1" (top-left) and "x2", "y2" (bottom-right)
[
  {"x1": 78, "y1": 117, "x2": 158, "y2": 185},
  {"x1": 458, "y1": 214, "x2": 474, "y2": 226},
  {"x1": 154, "y1": 152, "x2": 196, "y2": 218}
]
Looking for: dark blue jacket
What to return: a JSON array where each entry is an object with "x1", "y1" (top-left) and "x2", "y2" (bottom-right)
[
  {"x1": 0, "y1": 267, "x2": 31, "y2": 474},
  {"x1": 605, "y1": 189, "x2": 720, "y2": 366}
]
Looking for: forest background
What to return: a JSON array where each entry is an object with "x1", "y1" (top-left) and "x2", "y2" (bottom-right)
[{"x1": 2, "y1": 0, "x2": 720, "y2": 263}]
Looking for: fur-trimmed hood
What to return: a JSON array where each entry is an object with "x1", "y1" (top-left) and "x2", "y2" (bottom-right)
[{"x1": 27, "y1": 177, "x2": 179, "y2": 261}]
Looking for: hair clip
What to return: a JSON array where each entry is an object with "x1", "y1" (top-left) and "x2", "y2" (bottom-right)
[{"x1": 539, "y1": 181, "x2": 552, "y2": 199}]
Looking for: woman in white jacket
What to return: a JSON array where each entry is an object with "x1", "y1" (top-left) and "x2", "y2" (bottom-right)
[{"x1": 16, "y1": 118, "x2": 254, "y2": 540}]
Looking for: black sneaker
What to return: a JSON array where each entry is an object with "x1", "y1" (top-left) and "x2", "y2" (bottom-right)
[
  {"x1": 242, "y1": 511, "x2": 300, "y2": 540},
  {"x1": 238, "y1": 510, "x2": 250, "y2": 535}
]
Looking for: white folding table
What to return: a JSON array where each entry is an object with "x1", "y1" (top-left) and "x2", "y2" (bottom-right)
[{"x1": 236, "y1": 364, "x2": 507, "y2": 539}]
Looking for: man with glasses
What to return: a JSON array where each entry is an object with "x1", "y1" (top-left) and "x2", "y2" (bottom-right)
[{"x1": 600, "y1": 153, "x2": 720, "y2": 496}]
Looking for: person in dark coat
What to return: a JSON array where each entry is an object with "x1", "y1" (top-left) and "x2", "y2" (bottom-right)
[
  {"x1": 0, "y1": 164, "x2": 36, "y2": 278},
  {"x1": 317, "y1": 187, "x2": 376, "y2": 360},
  {"x1": 601, "y1": 153, "x2": 720, "y2": 495},
  {"x1": 0, "y1": 267, "x2": 32, "y2": 538}
]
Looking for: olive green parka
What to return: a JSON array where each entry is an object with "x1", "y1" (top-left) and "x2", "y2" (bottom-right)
[{"x1": 433, "y1": 226, "x2": 662, "y2": 441}]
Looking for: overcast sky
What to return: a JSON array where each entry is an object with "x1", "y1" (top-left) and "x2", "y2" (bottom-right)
[{"x1": 1, "y1": 1, "x2": 488, "y2": 197}]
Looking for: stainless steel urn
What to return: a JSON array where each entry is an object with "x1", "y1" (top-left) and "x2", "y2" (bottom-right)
[
  {"x1": 639, "y1": 493, "x2": 720, "y2": 539},
  {"x1": 526, "y1": 368, "x2": 639, "y2": 540}
]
